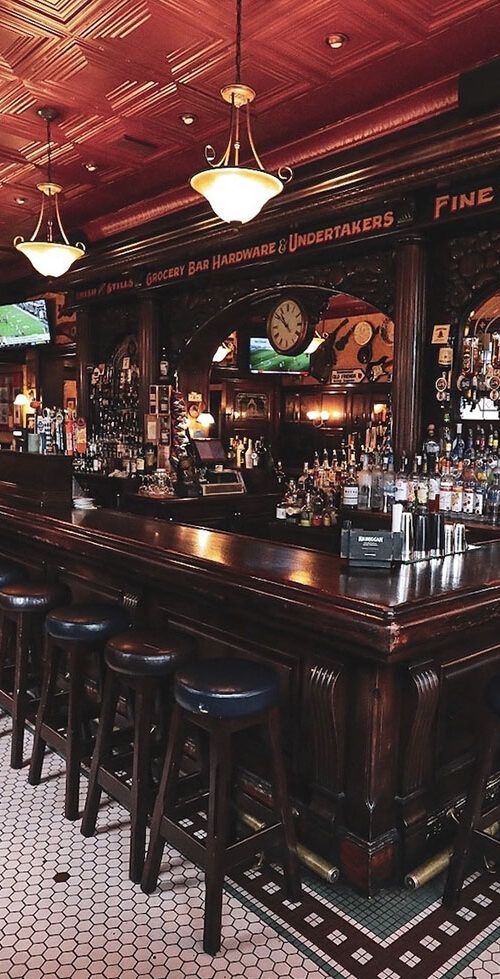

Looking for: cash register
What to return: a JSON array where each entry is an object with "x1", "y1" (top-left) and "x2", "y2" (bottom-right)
[{"x1": 193, "y1": 439, "x2": 245, "y2": 496}]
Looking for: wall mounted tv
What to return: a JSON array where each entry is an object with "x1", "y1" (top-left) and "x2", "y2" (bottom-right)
[
  {"x1": 0, "y1": 300, "x2": 51, "y2": 348},
  {"x1": 249, "y1": 337, "x2": 310, "y2": 373}
]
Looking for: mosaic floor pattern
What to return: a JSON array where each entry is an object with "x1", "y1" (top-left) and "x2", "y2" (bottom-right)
[{"x1": 0, "y1": 715, "x2": 498, "y2": 979}]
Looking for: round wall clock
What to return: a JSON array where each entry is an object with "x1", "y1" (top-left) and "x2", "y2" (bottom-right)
[{"x1": 266, "y1": 298, "x2": 311, "y2": 355}]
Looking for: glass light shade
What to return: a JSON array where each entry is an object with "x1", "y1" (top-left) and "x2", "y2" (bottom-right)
[
  {"x1": 15, "y1": 240, "x2": 84, "y2": 278},
  {"x1": 306, "y1": 410, "x2": 320, "y2": 421},
  {"x1": 190, "y1": 166, "x2": 283, "y2": 223},
  {"x1": 198, "y1": 412, "x2": 215, "y2": 428},
  {"x1": 14, "y1": 393, "x2": 29, "y2": 407},
  {"x1": 304, "y1": 332, "x2": 325, "y2": 355},
  {"x1": 212, "y1": 342, "x2": 231, "y2": 363}
]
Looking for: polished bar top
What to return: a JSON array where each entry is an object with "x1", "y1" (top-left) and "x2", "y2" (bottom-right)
[{"x1": 0, "y1": 501, "x2": 498, "y2": 659}]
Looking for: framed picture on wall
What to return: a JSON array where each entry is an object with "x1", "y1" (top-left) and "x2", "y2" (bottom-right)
[
  {"x1": 234, "y1": 392, "x2": 269, "y2": 420},
  {"x1": 0, "y1": 370, "x2": 23, "y2": 431}
]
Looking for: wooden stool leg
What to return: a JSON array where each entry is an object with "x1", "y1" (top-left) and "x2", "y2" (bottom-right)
[
  {"x1": 267, "y1": 705, "x2": 301, "y2": 901},
  {"x1": 0, "y1": 612, "x2": 11, "y2": 687},
  {"x1": 28, "y1": 636, "x2": 59, "y2": 786},
  {"x1": 129, "y1": 679, "x2": 155, "y2": 883},
  {"x1": 203, "y1": 726, "x2": 232, "y2": 956},
  {"x1": 141, "y1": 703, "x2": 186, "y2": 894},
  {"x1": 81, "y1": 669, "x2": 120, "y2": 838},
  {"x1": 443, "y1": 719, "x2": 498, "y2": 909},
  {"x1": 65, "y1": 645, "x2": 85, "y2": 821},
  {"x1": 11, "y1": 613, "x2": 30, "y2": 768}
]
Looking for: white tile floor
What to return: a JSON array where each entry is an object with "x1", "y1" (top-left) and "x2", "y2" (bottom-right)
[{"x1": 0, "y1": 716, "x2": 498, "y2": 979}]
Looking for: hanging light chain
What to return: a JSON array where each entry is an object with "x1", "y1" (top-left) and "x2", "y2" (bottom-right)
[
  {"x1": 235, "y1": 0, "x2": 242, "y2": 84},
  {"x1": 46, "y1": 116, "x2": 52, "y2": 186}
]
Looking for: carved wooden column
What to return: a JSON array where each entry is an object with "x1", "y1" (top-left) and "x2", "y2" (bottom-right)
[
  {"x1": 393, "y1": 236, "x2": 427, "y2": 464},
  {"x1": 138, "y1": 297, "x2": 159, "y2": 417},
  {"x1": 75, "y1": 307, "x2": 91, "y2": 420}
]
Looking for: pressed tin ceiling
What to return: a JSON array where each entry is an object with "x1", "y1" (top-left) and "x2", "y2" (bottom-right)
[{"x1": 0, "y1": 0, "x2": 499, "y2": 277}]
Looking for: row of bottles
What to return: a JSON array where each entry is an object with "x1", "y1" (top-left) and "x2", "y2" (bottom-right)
[
  {"x1": 87, "y1": 348, "x2": 143, "y2": 474},
  {"x1": 227, "y1": 436, "x2": 274, "y2": 471}
]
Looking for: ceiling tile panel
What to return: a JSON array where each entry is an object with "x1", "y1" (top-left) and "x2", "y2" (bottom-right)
[{"x1": 0, "y1": 0, "x2": 497, "y2": 274}]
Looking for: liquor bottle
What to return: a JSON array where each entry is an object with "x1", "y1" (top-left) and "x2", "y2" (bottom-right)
[
  {"x1": 416, "y1": 455, "x2": 429, "y2": 509},
  {"x1": 159, "y1": 346, "x2": 169, "y2": 378},
  {"x1": 395, "y1": 453, "x2": 409, "y2": 506},
  {"x1": 451, "y1": 462, "x2": 464, "y2": 514},
  {"x1": 462, "y1": 464, "x2": 475, "y2": 515},
  {"x1": 244, "y1": 439, "x2": 253, "y2": 469},
  {"x1": 370, "y1": 453, "x2": 384, "y2": 512},
  {"x1": 423, "y1": 423, "x2": 440, "y2": 461},
  {"x1": 300, "y1": 492, "x2": 313, "y2": 527},
  {"x1": 451, "y1": 423, "x2": 465, "y2": 462},
  {"x1": 357, "y1": 452, "x2": 372, "y2": 510},
  {"x1": 439, "y1": 463, "x2": 453, "y2": 513},
  {"x1": 342, "y1": 466, "x2": 359, "y2": 510},
  {"x1": 428, "y1": 456, "x2": 440, "y2": 513}
]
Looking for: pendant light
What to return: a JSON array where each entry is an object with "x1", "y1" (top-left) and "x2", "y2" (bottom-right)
[
  {"x1": 190, "y1": 0, "x2": 291, "y2": 224},
  {"x1": 14, "y1": 107, "x2": 85, "y2": 278}
]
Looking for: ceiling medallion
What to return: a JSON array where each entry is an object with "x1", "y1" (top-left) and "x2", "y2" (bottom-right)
[
  {"x1": 14, "y1": 107, "x2": 85, "y2": 278},
  {"x1": 190, "y1": 0, "x2": 292, "y2": 224}
]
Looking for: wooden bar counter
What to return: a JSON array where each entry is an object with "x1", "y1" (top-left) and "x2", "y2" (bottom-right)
[{"x1": 0, "y1": 497, "x2": 498, "y2": 895}]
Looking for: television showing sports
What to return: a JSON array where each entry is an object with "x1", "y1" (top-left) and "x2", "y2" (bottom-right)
[
  {"x1": 0, "y1": 300, "x2": 51, "y2": 347},
  {"x1": 249, "y1": 337, "x2": 310, "y2": 373}
]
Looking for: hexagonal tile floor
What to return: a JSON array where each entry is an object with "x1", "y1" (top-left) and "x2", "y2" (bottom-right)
[{"x1": 0, "y1": 715, "x2": 498, "y2": 979}]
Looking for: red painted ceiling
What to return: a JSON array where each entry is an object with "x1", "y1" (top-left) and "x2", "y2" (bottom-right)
[{"x1": 0, "y1": 0, "x2": 499, "y2": 277}]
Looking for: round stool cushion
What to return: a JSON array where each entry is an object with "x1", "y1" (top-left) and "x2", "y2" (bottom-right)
[
  {"x1": 485, "y1": 675, "x2": 500, "y2": 718},
  {"x1": 0, "y1": 560, "x2": 25, "y2": 590},
  {"x1": 0, "y1": 581, "x2": 69, "y2": 613},
  {"x1": 175, "y1": 657, "x2": 279, "y2": 718},
  {"x1": 46, "y1": 603, "x2": 129, "y2": 642},
  {"x1": 105, "y1": 630, "x2": 193, "y2": 678}
]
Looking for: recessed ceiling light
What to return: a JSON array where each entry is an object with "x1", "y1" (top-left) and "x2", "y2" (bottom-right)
[
  {"x1": 325, "y1": 33, "x2": 348, "y2": 49},
  {"x1": 15, "y1": 196, "x2": 26, "y2": 205},
  {"x1": 83, "y1": 161, "x2": 98, "y2": 172},
  {"x1": 180, "y1": 112, "x2": 197, "y2": 126}
]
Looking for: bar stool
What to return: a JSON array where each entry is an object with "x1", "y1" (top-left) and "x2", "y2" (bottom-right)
[
  {"x1": 0, "y1": 578, "x2": 69, "y2": 769},
  {"x1": 28, "y1": 603, "x2": 129, "y2": 820},
  {"x1": 141, "y1": 657, "x2": 301, "y2": 955},
  {"x1": 81, "y1": 629, "x2": 193, "y2": 882},
  {"x1": 443, "y1": 674, "x2": 500, "y2": 909}
]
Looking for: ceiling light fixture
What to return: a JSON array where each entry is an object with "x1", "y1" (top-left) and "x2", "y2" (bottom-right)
[
  {"x1": 325, "y1": 33, "x2": 348, "y2": 49},
  {"x1": 15, "y1": 196, "x2": 26, "y2": 205},
  {"x1": 190, "y1": 0, "x2": 291, "y2": 224},
  {"x1": 180, "y1": 112, "x2": 197, "y2": 126},
  {"x1": 14, "y1": 107, "x2": 85, "y2": 278},
  {"x1": 83, "y1": 161, "x2": 98, "y2": 172}
]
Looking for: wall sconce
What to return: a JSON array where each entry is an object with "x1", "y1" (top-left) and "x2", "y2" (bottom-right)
[
  {"x1": 198, "y1": 411, "x2": 215, "y2": 432},
  {"x1": 306, "y1": 409, "x2": 330, "y2": 427},
  {"x1": 212, "y1": 340, "x2": 232, "y2": 363},
  {"x1": 14, "y1": 392, "x2": 30, "y2": 407},
  {"x1": 304, "y1": 331, "x2": 327, "y2": 355}
]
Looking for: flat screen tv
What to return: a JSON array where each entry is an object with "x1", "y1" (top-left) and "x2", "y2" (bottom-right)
[
  {"x1": 249, "y1": 337, "x2": 309, "y2": 373},
  {"x1": 0, "y1": 300, "x2": 51, "y2": 348}
]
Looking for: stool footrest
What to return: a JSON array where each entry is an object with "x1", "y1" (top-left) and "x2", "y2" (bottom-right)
[
  {"x1": 159, "y1": 816, "x2": 206, "y2": 868},
  {"x1": 472, "y1": 830, "x2": 500, "y2": 862},
  {"x1": 225, "y1": 823, "x2": 282, "y2": 870},
  {"x1": 171, "y1": 792, "x2": 210, "y2": 818}
]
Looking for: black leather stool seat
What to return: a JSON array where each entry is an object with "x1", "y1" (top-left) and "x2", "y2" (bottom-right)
[
  {"x1": 46, "y1": 603, "x2": 129, "y2": 642},
  {"x1": 175, "y1": 657, "x2": 279, "y2": 718},
  {"x1": 0, "y1": 561, "x2": 25, "y2": 589},
  {"x1": 0, "y1": 581, "x2": 69, "y2": 613},
  {"x1": 106, "y1": 630, "x2": 192, "y2": 677},
  {"x1": 486, "y1": 675, "x2": 500, "y2": 717}
]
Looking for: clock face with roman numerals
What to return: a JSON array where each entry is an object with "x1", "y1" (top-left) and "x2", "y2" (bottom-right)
[{"x1": 266, "y1": 298, "x2": 311, "y2": 355}]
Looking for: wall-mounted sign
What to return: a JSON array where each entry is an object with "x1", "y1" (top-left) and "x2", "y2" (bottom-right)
[
  {"x1": 329, "y1": 368, "x2": 365, "y2": 384},
  {"x1": 431, "y1": 324, "x2": 450, "y2": 344},
  {"x1": 432, "y1": 184, "x2": 496, "y2": 222}
]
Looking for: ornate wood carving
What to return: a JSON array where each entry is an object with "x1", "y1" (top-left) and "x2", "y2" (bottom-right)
[
  {"x1": 401, "y1": 663, "x2": 440, "y2": 796},
  {"x1": 438, "y1": 228, "x2": 500, "y2": 327},
  {"x1": 305, "y1": 661, "x2": 345, "y2": 796}
]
